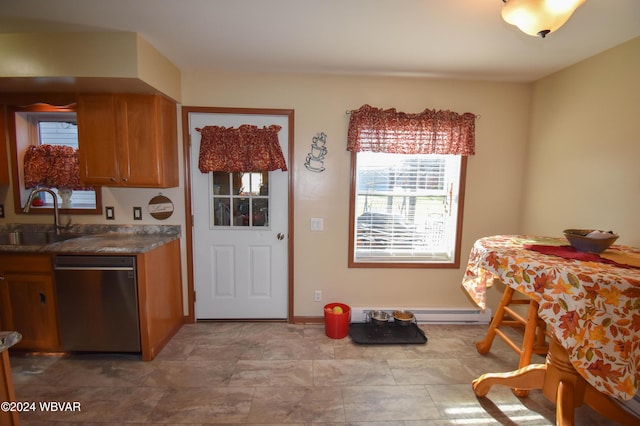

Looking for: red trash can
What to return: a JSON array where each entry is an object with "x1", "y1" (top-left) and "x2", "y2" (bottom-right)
[{"x1": 324, "y1": 302, "x2": 351, "y2": 339}]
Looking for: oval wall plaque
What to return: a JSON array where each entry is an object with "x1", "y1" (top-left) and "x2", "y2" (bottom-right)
[{"x1": 148, "y1": 195, "x2": 174, "y2": 220}]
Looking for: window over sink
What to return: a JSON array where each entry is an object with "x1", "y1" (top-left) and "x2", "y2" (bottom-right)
[{"x1": 8, "y1": 103, "x2": 102, "y2": 215}]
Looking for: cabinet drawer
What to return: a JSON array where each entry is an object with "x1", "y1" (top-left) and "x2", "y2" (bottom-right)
[{"x1": 0, "y1": 254, "x2": 51, "y2": 274}]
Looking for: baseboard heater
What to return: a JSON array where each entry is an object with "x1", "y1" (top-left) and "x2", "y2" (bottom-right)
[{"x1": 350, "y1": 307, "x2": 492, "y2": 324}]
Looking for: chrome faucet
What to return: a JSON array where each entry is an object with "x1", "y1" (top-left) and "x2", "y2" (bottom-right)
[{"x1": 24, "y1": 188, "x2": 61, "y2": 235}]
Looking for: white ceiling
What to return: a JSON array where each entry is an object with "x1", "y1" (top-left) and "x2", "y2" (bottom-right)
[{"x1": 1, "y1": 0, "x2": 639, "y2": 82}]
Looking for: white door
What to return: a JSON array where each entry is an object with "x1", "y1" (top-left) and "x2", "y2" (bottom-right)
[{"x1": 189, "y1": 111, "x2": 290, "y2": 319}]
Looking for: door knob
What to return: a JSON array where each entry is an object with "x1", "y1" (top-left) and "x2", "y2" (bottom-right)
[{"x1": 277, "y1": 233, "x2": 285, "y2": 240}]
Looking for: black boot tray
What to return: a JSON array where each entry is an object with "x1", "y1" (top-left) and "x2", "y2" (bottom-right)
[{"x1": 348, "y1": 322, "x2": 428, "y2": 345}]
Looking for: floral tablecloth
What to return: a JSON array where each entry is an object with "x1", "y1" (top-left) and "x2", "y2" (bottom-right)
[{"x1": 462, "y1": 235, "x2": 640, "y2": 401}]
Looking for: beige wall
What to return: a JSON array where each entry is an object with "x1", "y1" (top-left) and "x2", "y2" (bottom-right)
[
  {"x1": 0, "y1": 33, "x2": 182, "y2": 101},
  {"x1": 0, "y1": 32, "x2": 137, "y2": 78},
  {"x1": 522, "y1": 36, "x2": 640, "y2": 247},
  {"x1": 4, "y1": 32, "x2": 636, "y2": 319},
  {"x1": 136, "y1": 35, "x2": 182, "y2": 103},
  {"x1": 182, "y1": 73, "x2": 531, "y2": 317}
]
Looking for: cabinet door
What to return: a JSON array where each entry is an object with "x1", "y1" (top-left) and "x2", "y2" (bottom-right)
[
  {"x1": 77, "y1": 94, "x2": 121, "y2": 185},
  {"x1": 157, "y1": 96, "x2": 179, "y2": 187},
  {"x1": 77, "y1": 94, "x2": 178, "y2": 188},
  {"x1": 0, "y1": 273, "x2": 59, "y2": 350},
  {"x1": 121, "y1": 94, "x2": 164, "y2": 186}
]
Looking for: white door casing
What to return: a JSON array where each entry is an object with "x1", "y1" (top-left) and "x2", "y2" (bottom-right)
[{"x1": 189, "y1": 110, "x2": 290, "y2": 319}]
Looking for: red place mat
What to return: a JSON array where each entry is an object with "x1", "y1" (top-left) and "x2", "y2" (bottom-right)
[{"x1": 524, "y1": 244, "x2": 638, "y2": 270}]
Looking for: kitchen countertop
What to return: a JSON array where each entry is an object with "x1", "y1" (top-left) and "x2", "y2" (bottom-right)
[
  {"x1": 0, "y1": 332, "x2": 22, "y2": 353},
  {"x1": 0, "y1": 224, "x2": 180, "y2": 254}
]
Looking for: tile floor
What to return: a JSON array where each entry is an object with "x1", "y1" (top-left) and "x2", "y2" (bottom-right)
[{"x1": 9, "y1": 322, "x2": 622, "y2": 425}]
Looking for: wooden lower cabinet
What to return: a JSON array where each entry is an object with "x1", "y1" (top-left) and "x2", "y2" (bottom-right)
[
  {"x1": 0, "y1": 254, "x2": 59, "y2": 351},
  {"x1": 0, "y1": 240, "x2": 183, "y2": 360},
  {"x1": 137, "y1": 239, "x2": 184, "y2": 361}
]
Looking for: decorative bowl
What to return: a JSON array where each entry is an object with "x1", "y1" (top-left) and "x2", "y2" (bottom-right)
[
  {"x1": 392, "y1": 310, "x2": 415, "y2": 326},
  {"x1": 563, "y1": 229, "x2": 618, "y2": 253}
]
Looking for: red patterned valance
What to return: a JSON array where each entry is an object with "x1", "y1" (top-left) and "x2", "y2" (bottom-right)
[
  {"x1": 24, "y1": 145, "x2": 88, "y2": 190},
  {"x1": 347, "y1": 104, "x2": 476, "y2": 155},
  {"x1": 197, "y1": 124, "x2": 287, "y2": 173}
]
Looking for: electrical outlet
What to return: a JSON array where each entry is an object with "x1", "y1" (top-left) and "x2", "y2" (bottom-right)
[
  {"x1": 314, "y1": 290, "x2": 322, "y2": 302},
  {"x1": 133, "y1": 206, "x2": 142, "y2": 220},
  {"x1": 105, "y1": 206, "x2": 115, "y2": 220}
]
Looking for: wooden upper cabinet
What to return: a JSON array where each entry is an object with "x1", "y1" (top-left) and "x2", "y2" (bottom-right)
[
  {"x1": 76, "y1": 94, "x2": 120, "y2": 185},
  {"x1": 77, "y1": 94, "x2": 178, "y2": 188},
  {"x1": 0, "y1": 105, "x2": 10, "y2": 184}
]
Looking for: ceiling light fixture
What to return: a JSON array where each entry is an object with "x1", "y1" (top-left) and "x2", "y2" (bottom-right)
[{"x1": 501, "y1": 0, "x2": 586, "y2": 38}]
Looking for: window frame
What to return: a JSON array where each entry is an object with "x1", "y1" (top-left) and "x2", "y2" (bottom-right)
[
  {"x1": 348, "y1": 151, "x2": 467, "y2": 269},
  {"x1": 8, "y1": 104, "x2": 102, "y2": 215}
]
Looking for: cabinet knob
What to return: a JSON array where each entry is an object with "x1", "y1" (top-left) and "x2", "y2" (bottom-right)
[
  {"x1": 110, "y1": 177, "x2": 116, "y2": 182},
  {"x1": 122, "y1": 178, "x2": 128, "y2": 182}
]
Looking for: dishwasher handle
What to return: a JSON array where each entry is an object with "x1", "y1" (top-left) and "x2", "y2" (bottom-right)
[
  {"x1": 53, "y1": 255, "x2": 136, "y2": 270},
  {"x1": 54, "y1": 266, "x2": 135, "y2": 272}
]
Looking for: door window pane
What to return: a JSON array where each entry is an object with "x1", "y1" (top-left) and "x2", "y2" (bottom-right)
[
  {"x1": 233, "y1": 198, "x2": 248, "y2": 226},
  {"x1": 253, "y1": 199, "x2": 268, "y2": 226},
  {"x1": 211, "y1": 172, "x2": 269, "y2": 228},
  {"x1": 212, "y1": 171, "x2": 230, "y2": 196},
  {"x1": 213, "y1": 198, "x2": 231, "y2": 226}
]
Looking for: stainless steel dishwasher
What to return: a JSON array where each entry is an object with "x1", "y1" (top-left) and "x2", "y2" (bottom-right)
[{"x1": 53, "y1": 255, "x2": 141, "y2": 353}]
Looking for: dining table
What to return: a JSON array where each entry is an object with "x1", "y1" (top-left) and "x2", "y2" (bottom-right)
[{"x1": 462, "y1": 235, "x2": 640, "y2": 426}]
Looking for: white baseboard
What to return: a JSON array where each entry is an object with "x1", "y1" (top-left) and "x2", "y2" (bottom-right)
[{"x1": 350, "y1": 307, "x2": 492, "y2": 324}]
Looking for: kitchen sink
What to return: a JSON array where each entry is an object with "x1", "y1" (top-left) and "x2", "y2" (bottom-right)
[{"x1": 0, "y1": 230, "x2": 82, "y2": 246}]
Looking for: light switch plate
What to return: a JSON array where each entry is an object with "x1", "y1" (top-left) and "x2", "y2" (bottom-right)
[
  {"x1": 133, "y1": 206, "x2": 142, "y2": 220},
  {"x1": 310, "y1": 217, "x2": 324, "y2": 231},
  {"x1": 105, "y1": 206, "x2": 115, "y2": 220}
]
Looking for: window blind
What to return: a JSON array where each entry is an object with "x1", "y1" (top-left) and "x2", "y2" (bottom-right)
[{"x1": 354, "y1": 152, "x2": 460, "y2": 263}]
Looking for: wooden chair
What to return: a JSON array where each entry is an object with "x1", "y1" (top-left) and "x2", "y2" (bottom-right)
[{"x1": 476, "y1": 286, "x2": 549, "y2": 396}]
